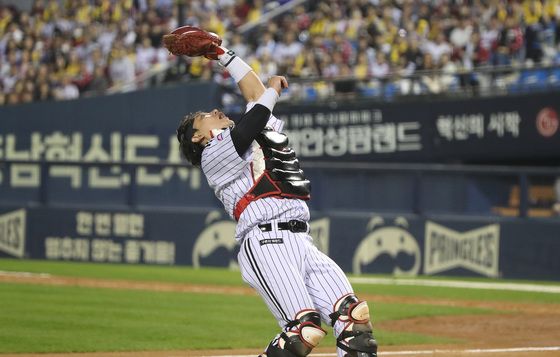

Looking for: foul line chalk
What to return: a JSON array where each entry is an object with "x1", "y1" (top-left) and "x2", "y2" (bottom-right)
[
  {"x1": 198, "y1": 346, "x2": 560, "y2": 357},
  {"x1": 0, "y1": 270, "x2": 51, "y2": 278},
  {"x1": 348, "y1": 277, "x2": 560, "y2": 294}
]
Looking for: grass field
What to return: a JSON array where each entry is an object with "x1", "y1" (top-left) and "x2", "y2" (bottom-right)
[{"x1": 0, "y1": 259, "x2": 559, "y2": 354}]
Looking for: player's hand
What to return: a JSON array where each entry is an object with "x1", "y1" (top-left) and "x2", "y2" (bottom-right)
[{"x1": 268, "y1": 76, "x2": 288, "y2": 96}]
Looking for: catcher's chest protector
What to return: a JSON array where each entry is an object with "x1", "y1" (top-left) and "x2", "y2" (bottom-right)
[{"x1": 234, "y1": 128, "x2": 310, "y2": 220}]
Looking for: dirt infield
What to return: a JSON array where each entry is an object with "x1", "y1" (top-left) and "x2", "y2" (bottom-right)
[{"x1": 1, "y1": 274, "x2": 559, "y2": 357}]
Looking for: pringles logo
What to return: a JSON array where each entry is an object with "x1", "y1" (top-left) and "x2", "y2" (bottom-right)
[{"x1": 424, "y1": 221, "x2": 500, "y2": 277}]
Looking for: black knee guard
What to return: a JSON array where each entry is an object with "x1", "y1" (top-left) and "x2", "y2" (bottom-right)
[
  {"x1": 262, "y1": 309, "x2": 327, "y2": 357},
  {"x1": 330, "y1": 294, "x2": 378, "y2": 357}
]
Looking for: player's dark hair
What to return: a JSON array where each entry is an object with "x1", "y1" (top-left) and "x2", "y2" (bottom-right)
[{"x1": 177, "y1": 111, "x2": 204, "y2": 167}]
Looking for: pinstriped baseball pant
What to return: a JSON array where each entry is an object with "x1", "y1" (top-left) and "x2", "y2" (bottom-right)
[{"x1": 237, "y1": 223, "x2": 354, "y2": 356}]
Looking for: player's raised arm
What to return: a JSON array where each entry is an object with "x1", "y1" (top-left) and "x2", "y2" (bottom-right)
[
  {"x1": 198, "y1": 43, "x2": 264, "y2": 102},
  {"x1": 205, "y1": 41, "x2": 286, "y2": 131},
  {"x1": 229, "y1": 75, "x2": 287, "y2": 155},
  {"x1": 215, "y1": 48, "x2": 266, "y2": 102}
]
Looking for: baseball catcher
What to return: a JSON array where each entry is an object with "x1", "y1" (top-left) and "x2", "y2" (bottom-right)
[{"x1": 168, "y1": 27, "x2": 378, "y2": 357}]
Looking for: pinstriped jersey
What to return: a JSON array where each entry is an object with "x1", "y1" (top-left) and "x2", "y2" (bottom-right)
[{"x1": 200, "y1": 105, "x2": 310, "y2": 241}]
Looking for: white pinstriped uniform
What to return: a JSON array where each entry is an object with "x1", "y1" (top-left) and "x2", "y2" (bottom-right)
[{"x1": 201, "y1": 105, "x2": 353, "y2": 356}]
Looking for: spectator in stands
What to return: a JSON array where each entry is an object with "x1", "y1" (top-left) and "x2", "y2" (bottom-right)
[
  {"x1": 450, "y1": 17, "x2": 474, "y2": 52},
  {"x1": 86, "y1": 66, "x2": 110, "y2": 95},
  {"x1": 228, "y1": 32, "x2": 249, "y2": 59},
  {"x1": 65, "y1": 52, "x2": 83, "y2": 79},
  {"x1": 354, "y1": 53, "x2": 370, "y2": 80},
  {"x1": 276, "y1": 31, "x2": 303, "y2": 69},
  {"x1": 136, "y1": 37, "x2": 157, "y2": 75},
  {"x1": 500, "y1": 16, "x2": 524, "y2": 64},
  {"x1": 36, "y1": 81, "x2": 53, "y2": 102},
  {"x1": 108, "y1": 46, "x2": 136, "y2": 90},
  {"x1": 440, "y1": 54, "x2": 459, "y2": 90},
  {"x1": 468, "y1": 32, "x2": 491, "y2": 67},
  {"x1": 74, "y1": 62, "x2": 93, "y2": 92},
  {"x1": 53, "y1": 75, "x2": 79, "y2": 101},
  {"x1": 423, "y1": 33, "x2": 453, "y2": 65},
  {"x1": 247, "y1": 0, "x2": 264, "y2": 22},
  {"x1": 293, "y1": 4, "x2": 311, "y2": 31},
  {"x1": 10, "y1": 80, "x2": 24, "y2": 101},
  {"x1": 526, "y1": 22, "x2": 545, "y2": 64},
  {"x1": 6, "y1": 92, "x2": 19, "y2": 105},
  {"x1": 405, "y1": 37, "x2": 424, "y2": 72},
  {"x1": 395, "y1": 56, "x2": 418, "y2": 95},
  {"x1": 331, "y1": 32, "x2": 354, "y2": 64},
  {"x1": 481, "y1": 17, "x2": 501, "y2": 58},
  {"x1": 322, "y1": 52, "x2": 345, "y2": 78},
  {"x1": 86, "y1": 47, "x2": 106, "y2": 74},
  {"x1": 355, "y1": 35, "x2": 375, "y2": 65},
  {"x1": 255, "y1": 51, "x2": 278, "y2": 83},
  {"x1": 370, "y1": 52, "x2": 390, "y2": 80},
  {"x1": 540, "y1": 12, "x2": 558, "y2": 63},
  {"x1": 2, "y1": 65, "x2": 18, "y2": 94},
  {"x1": 256, "y1": 31, "x2": 276, "y2": 58},
  {"x1": 21, "y1": 90, "x2": 34, "y2": 104},
  {"x1": 421, "y1": 53, "x2": 443, "y2": 94}
]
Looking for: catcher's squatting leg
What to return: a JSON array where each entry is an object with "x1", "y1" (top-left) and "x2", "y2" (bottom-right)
[{"x1": 239, "y1": 232, "x2": 377, "y2": 357}]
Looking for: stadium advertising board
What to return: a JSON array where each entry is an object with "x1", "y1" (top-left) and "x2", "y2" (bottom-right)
[
  {"x1": 1, "y1": 207, "x2": 559, "y2": 281},
  {"x1": 277, "y1": 92, "x2": 560, "y2": 162},
  {"x1": 0, "y1": 83, "x2": 219, "y2": 206},
  {"x1": 1, "y1": 88, "x2": 557, "y2": 208},
  {"x1": 0, "y1": 88, "x2": 558, "y2": 179}
]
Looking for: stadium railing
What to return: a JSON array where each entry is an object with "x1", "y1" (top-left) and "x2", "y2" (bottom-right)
[
  {"x1": 114, "y1": 61, "x2": 560, "y2": 104},
  {"x1": 278, "y1": 63, "x2": 560, "y2": 103}
]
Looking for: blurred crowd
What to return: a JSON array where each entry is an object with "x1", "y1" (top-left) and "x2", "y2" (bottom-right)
[
  {"x1": 227, "y1": 0, "x2": 560, "y2": 98},
  {"x1": 2, "y1": 0, "x2": 560, "y2": 106},
  {"x1": 0, "y1": 0, "x2": 177, "y2": 106}
]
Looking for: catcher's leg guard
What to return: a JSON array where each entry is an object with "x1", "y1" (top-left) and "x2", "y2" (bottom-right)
[
  {"x1": 330, "y1": 294, "x2": 378, "y2": 357},
  {"x1": 261, "y1": 309, "x2": 327, "y2": 357}
]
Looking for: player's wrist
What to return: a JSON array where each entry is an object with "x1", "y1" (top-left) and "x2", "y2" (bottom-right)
[
  {"x1": 218, "y1": 47, "x2": 252, "y2": 83},
  {"x1": 217, "y1": 47, "x2": 235, "y2": 66}
]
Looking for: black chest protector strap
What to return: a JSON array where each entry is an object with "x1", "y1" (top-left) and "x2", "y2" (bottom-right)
[{"x1": 234, "y1": 128, "x2": 310, "y2": 221}]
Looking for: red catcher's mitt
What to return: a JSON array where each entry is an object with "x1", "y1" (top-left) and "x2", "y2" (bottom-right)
[{"x1": 162, "y1": 25, "x2": 223, "y2": 58}]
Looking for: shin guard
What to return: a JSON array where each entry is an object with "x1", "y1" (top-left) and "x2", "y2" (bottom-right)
[
  {"x1": 330, "y1": 294, "x2": 378, "y2": 357},
  {"x1": 262, "y1": 310, "x2": 326, "y2": 357}
]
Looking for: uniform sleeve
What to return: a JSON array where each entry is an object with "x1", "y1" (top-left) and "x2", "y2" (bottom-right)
[
  {"x1": 246, "y1": 101, "x2": 284, "y2": 132},
  {"x1": 201, "y1": 128, "x2": 249, "y2": 188}
]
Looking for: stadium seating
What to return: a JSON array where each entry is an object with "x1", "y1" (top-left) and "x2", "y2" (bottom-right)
[{"x1": 1, "y1": 0, "x2": 559, "y2": 106}]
